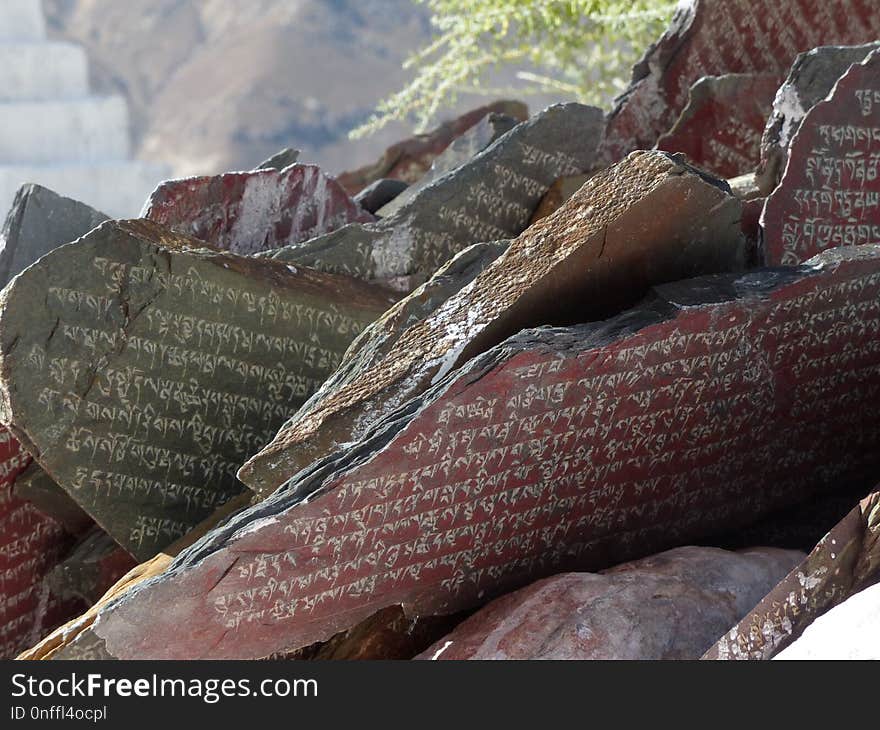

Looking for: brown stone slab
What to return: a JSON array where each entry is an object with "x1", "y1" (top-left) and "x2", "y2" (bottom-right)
[
  {"x1": 656, "y1": 74, "x2": 779, "y2": 179},
  {"x1": 416, "y1": 547, "x2": 802, "y2": 660},
  {"x1": 704, "y1": 486, "x2": 880, "y2": 660},
  {"x1": 57, "y1": 241, "x2": 880, "y2": 660},
  {"x1": 0, "y1": 219, "x2": 395, "y2": 560},
  {"x1": 0, "y1": 426, "x2": 81, "y2": 659},
  {"x1": 761, "y1": 50, "x2": 880, "y2": 265},
  {"x1": 601, "y1": 0, "x2": 880, "y2": 165},
  {"x1": 528, "y1": 174, "x2": 591, "y2": 224},
  {"x1": 336, "y1": 101, "x2": 529, "y2": 195},
  {"x1": 266, "y1": 103, "x2": 605, "y2": 289},
  {"x1": 757, "y1": 42, "x2": 880, "y2": 194},
  {"x1": 240, "y1": 150, "x2": 746, "y2": 498},
  {"x1": 143, "y1": 164, "x2": 374, "y2": 256}
]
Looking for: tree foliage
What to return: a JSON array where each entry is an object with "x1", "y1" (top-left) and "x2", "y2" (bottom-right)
[{"x1": 352, "y1": 0, "x2": 678, "y2": 138}]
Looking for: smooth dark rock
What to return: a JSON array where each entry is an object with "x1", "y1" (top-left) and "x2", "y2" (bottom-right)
[
  {"x1": 255, "y1": 147, "x2": 300, "y2": 171},
  {"x1": 0, "y1": 219, "x2": 395, "y2": 560},
  {"x1": 354, "y1": 178, "x2": 409, "y2": 215},
  {"x1": 12, "y1": 463, "x2": 93, "y2": 537},
  {"x1": 0, "y1": 184, "x2": 108, "y2": 288}
]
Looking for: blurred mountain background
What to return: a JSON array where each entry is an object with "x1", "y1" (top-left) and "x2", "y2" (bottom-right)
[{"x1": 42, "y1": 0, "x2": 559, "y2": 178}]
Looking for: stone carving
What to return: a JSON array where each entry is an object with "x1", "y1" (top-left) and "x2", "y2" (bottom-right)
[
  {"x1": 417, "y1": 547, "x2": 802, "y2": 660},
  {"x1": 656, "y1": 74, "x2": 779, "y2": 179},
  {"x1": 0, "y1": 219, "x2": 394, "y2": 559},
  {"x1": 705, "y1": 486, "x2": 880, "y2": 660},
  {"x1": 761, "y1": 50, "x2": 880, "y2": 265},
  {"x1": 336, "y1": 101, "x2": 529, "y2": 195},
  {"x1": 266, "y1": 103, "x2": 605, "y2": 289},
  {"x1": 757, "y1": 42, "x2": 880, "y2": 195},
  {"x1": 0, "y1": 425, "x2": 79, "y2": 659},
  {"x1": 12, "y1": 463, "x2": 93, "y2": 537},
  {"x1": 0, "y1": 184, "x2": 108, "y2": 287},
  {"x1": 240, "y1": 150, "x2": 746, "y2": 497},
  {"x1": 600, "y1": 0, "x2": 880, "y2": 165},
  {"x1": 143, "y1": 164, "x2": 374, "y2": 256}
]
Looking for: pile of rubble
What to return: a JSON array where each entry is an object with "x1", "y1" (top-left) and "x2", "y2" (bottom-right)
[{"x1": 2, "y1": 0, "x2": 879, "y2": 661}]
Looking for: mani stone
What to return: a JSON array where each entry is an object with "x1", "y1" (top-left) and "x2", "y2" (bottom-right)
[
  {"x1": 761, "y1": 50, "x2": 880, "y2": 266},
  {"x1": 416, "y1": 547, "x2": 803, "y2": 660},
  {"x1": 376, "y1": 111, "x2": 520, "y2": 218},
  {"x1": 255, "y1": 147, "x2": 300, "y2": 171},
  {"x1": 0, "y1": 219, "x2": 394, "y2": 560},
  {"x1": 266, "y1": 103, "x2": 605, "y2": 289},
  {"x1": 757, "y1": 43, "x2": 880, "y2": 195},
  {"x1": 529, "y1": 174, "x2": 591, "y2": 224},
  {"x1": 336, "y1": 100, "x2": 529, "y2": 195},
  {"x1": 142, "y1": 163, "x2": 375, "y2": 256},
  {"x1": 239, "y1": 150, "x2": 747, "y2": 498},
  {"x1": 55, "y1": 244, "x2": 880, "y2": 660},
  {"x1": 600, "y1": 0, "x2": 880, "y2": 165},
  {"x1": 774, "y1": 582, "x2": 880, "y2": 660},
  {"x1": 13, "y1": 463, "x2": 93, "y2": 536},
  {"x1": 0, "y1": 184, "x2": 108, "y2": 287},
  {"x1": 354, "y1": 179, "x2": 409, "y2": 216},
  {"x1": 0, "y1": 425, "x2": 80, "y2": 659},
  {"x1": 655, "y1": 74, "x2": 779, "y2": 179},
  {"x1": 705, "y1": 487, "x2": 880, "y2": 660}
]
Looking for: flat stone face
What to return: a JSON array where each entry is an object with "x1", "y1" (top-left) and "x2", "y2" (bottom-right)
[
  {"x1": 354, "y1": 179, "x2": 409, "y2": 216},
  {"x1": 774, "y1": 581, "x2": 880, "y2": 659},
  {"x1": 376, "y1": 112, "x2": 520, "y2": 218},
  {"x1": 240, "y1": 150, "x2": 746, "y2": 497},
  {"x1": 255, "y1": 147, "x2": 299, "y2": 171},
  {"x1": 761, "y1": 51, "x2": 880, "y2": 265},
  {"x1": 416, "y1": 547, "x2": 802, "y2": 660},
  {"x1": 143, "y1": 164, "x2": 375, "y2": 255},
  {"x1": 705, "y1": 487, "x2": 880, "y2": 660},
  {"x1": 601, "y1": 0, "x2": 880, "y2": 165},
  {"x1": 336, "y1": 101, "x2": 529, "y2": 195},
  {"x1": 0, "y1": 219, "x2": 394, "y2": 560},
  {"x1": 757, "y1": 43, "x2": 880, "y2": 194},
  {"x1": 656, "y1": 74, "x2": 779, "y2": 179},
  {"x1": 267, "y1": 104, "x2": 605, "y2": 287},
  {"x1": 0, "y1": 184, "x2": 108, "y2": 287},
  {"x1": 0, "y1": 426, "x2": 81, "y2": 659}
]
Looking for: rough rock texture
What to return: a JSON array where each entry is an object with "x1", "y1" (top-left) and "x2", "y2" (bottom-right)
[
  {"x1": 376, "y1": 112, "x2": 520, "y2": 218},
  {"x1": 757, "y1": 42, "x2": 880, "y2": 195},
  {"x1": 240, "y1": 150, "x2": 746, "y2": 497},
  {"x1": 705, "y1": 487, "x2": 880, "y2": 660},
  {"x1": 600, "y1": 0, "x2": 880, "y2": 165},
  {"x1": 761, "y1": 50, "x2": 880, "y2": 265},
  {"x1": 0, "y1": 184, "x2": 108, "y2": 287},
  {"x1": 416, "y1": 546, "x2": 803, "y2": 660},
  {"x1": 529, "y1": 175, "x2": 591, "y2": 224},
  {"x1": 265, "y1": 103, "x2": 605, "y2": 289},
  {"x1": 12, "y1": 463, "x2": 93, "y2": 537},
  {"x1": 0, "y1": 426, "x2": 80, "y2": 659},
  {"x1": 655, "y1": 74, "x2": 779, "y2": 179},
  {"x1": 336, "y1": 101, "x2": 529, "y2": 195},
  {"x1": 143, "y1": 164, "x2": 375, "y2": 256},
  {"x1": 45, "y1": 528, "x2": 137, "y2": 606},
  {"x1": 48, "y1": 244, "x2": 880, "y2": 660},
  {"x1": 774, "y1": 581, "x2": 880, "y2": 659},
  {"x1": 0, "y1": 219, "x2": 394, "y2": 560},
  {"x1": 355, "y1": 179, "x2": 409, "y2": 216}
]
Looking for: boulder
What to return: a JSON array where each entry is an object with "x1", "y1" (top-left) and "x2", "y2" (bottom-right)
[{"x1": 354, "y1": 179, "x2": 409, "y2": 216}]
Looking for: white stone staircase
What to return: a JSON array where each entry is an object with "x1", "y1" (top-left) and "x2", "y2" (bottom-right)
[{"x1": 0, "y1": 0, "x2": 169, "y2": 218}]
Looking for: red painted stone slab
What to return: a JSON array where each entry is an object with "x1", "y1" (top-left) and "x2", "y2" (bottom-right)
[
  {"x1": 336, "y1": 101, "x2": 529, "y2": 195},
  {"x1": 656, "y1": 74, "x2": 779, "y2": 179},
  {"x1": 68, "y1": 244, "x2": 880, "y2": 659},
  {"x1": 143, "y1": 164, "x2": 375, "y2": 255},
  {"x1": 602, "y1": 0, "x2": 880, "y2": 165},
  {"x1": 762, "y1": 50, "x2": 880, "y2": 265},
  {"x1": 0, "y1": 427, "x2": 81, "y2": 659}
]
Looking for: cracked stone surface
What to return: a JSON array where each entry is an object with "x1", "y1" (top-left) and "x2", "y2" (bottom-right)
[
  {"x1": 0, "y1": 184, "x2": 108, "y2": 288},
  {"x1": 0, "y1": 219, "x2": 395, "y2": 559},
  {"x1": 239, "y1": 150, "x2": 746, "y2": 497},
  {"x1": 143, "y1": 163, "x2": 374, "y2": 256},
  {"x1": 264, "y1": 103, "x2": 605, "y2": 289},
  {"x1": 761, "y1": 50, "x2": 880, "y2": 265},
  {"x1": 416, "y1": 546, "x2": 803, "y2": 660},
  {"x1": 600, "y1": 0, "x2": 880, "y2": 166}
]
